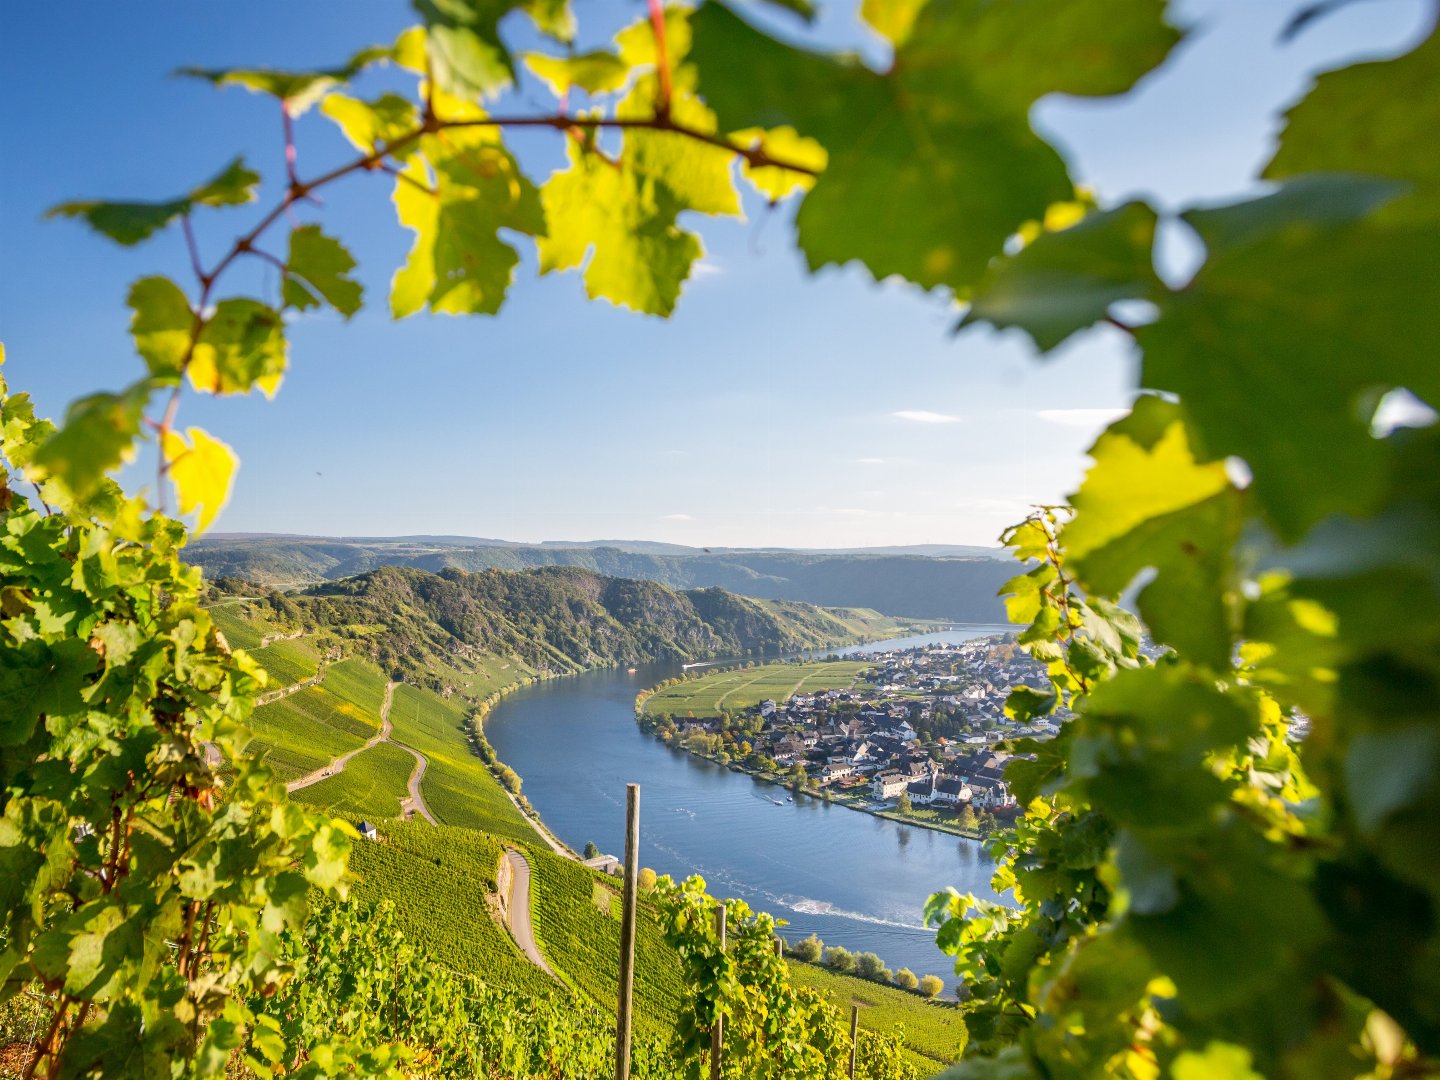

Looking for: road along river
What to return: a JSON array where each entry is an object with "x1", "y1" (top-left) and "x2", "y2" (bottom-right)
[{"x1": 484, "y1": 629, "x2": 1008, "y2": 986}]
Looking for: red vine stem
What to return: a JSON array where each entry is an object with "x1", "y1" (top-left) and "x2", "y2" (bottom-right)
[{"x1": 155, "y1": 109, "x2": 819, "y2": 503}]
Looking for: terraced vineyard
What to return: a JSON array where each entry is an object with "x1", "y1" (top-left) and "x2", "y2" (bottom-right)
[
  {"x1": 345, "y1": 822, "x2": 552, "y2": 995},
  {"x1": 291, "y1": 741, "x2": 416, "y2": 820},
  {"x1": 642, "y1": 660, "x2": 874, "y2": 719},
  {"x1": 387, "y1": 683, "x2": 537, "y2": 844},
  {"x1": 785, "y1": 960, "x2": 966, "y2": 1070},
  {"x1": 527, "y1": 850, "x2": 686, "y2": 1040},
  {"x1": 246, "y1": 683, "x2": 379, "y2": 781}
]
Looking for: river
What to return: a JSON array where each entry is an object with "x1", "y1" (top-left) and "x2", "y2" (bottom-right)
[{"x1": 484, "y1": 628, "x2": 1010, "y2": 986}]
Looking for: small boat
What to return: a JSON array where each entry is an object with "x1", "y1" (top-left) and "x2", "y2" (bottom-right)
[
  {"x1": 626, "y1": 667, "x2": 637, "y2": 674},
  {"x1": 787, "y1": 797, "x2": 794, "y2": 803}
]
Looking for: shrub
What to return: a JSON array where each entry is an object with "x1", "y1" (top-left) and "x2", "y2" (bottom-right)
[
  {"x1": 638, "y1": 867, "x2": 658, "y2": 893},
  {"x1": 793, "y1": 934, "x2": 824, "y2": 963},
  {"x1": 893, "y1": 968, "x2": 919, "y2": 991},
  {"x1": 918, "y1": 975, "x2": 944, "y2": 998},
  {"x1": 824, "y1": 946, "x2": 857, "y2": 973},
  {"x1": 856, "y1": 952, "x2": 887, "y2": 981}
]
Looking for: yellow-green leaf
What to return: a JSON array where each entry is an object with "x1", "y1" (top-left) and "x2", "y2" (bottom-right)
[{"x1": 163, "y1": 426, "x2": 238, "y2": 534}]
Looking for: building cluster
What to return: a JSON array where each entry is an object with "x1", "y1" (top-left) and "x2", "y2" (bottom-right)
[{"x1": 670, "y1": 639, "x2": 1067, "y2": 814}]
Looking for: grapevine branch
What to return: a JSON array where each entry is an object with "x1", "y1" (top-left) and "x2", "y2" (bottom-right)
[{"x1": 154, "y1": 108, "x2": 819, "y2": 504}]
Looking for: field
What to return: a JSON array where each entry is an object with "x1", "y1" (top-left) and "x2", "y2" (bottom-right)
[
  {"x1": 785, "y1": 960, "x2": 966, "y2": 1069},
  {"x1": 387, "y1": 683, "x2": 538, "y2": 844},
  {"x1": 291, "y1": 741, "x2": 416, "y2": 820},
  {"x1": 249, "y1": 636, "x2": 323, "y2": 688},
  {"x1": 345, "y1": 821, "x2": 553, "y2": 996},
  {"x1": 526, "y1": 850, "x2": 686, "y2": 1040},
  {"x1": 246, "y1": 682, "x2": 380, "y2": 780},
  {"x1": 643, "y1": 660, "x2": 874, "y2": 719}
]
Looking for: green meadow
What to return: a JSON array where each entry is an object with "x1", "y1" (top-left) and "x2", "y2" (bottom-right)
[{"x1": 642, "y1": 659, "x2": 874, "y2": 719}]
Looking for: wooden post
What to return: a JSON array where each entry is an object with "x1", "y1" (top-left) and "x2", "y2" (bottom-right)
[
  {"x1": 711, "y1": 903, "x2": 727, "y2": 1080},
  {"x1": 848, "y1": 1004, "x2": 859, "y2": 1079},
  {"x1": 615, "y1": 784, "x2": 641, "y2": 1080},
  {"x1": 774, "y1": 937, "x2": 783, "y2": 957}
]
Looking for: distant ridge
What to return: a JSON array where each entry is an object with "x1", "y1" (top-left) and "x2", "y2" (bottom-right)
[{"x1": 188, "y1": 534, "x2": 1015, "y2": 621}]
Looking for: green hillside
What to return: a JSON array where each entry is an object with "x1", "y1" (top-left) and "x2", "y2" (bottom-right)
[
  {"x1": 642, "y1": 660, "x2": 874, "y2": 718},
  {"x1": 207, "y1": 597, "x2": 961, "y2": 1069},
  {"x1": 189, "y1": 535, "x2": 1014, "y2": 620}
]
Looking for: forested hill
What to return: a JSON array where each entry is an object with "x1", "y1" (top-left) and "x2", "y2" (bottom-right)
[
  {"x1": 236, "y1": 565, "x2": 920, "y2": 688},
  {"x1": 188, "y1": 536, "x2": 1015, "y2": 620}
]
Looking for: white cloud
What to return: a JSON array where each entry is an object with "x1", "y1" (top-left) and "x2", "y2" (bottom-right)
[
  {"x1": 662, "y1": 513, "x2": 694, "y2": 522},
  {"x1": 892, "y1": 410, "x2": 960, "y2": 424},
  {"x1": 1035, "y1": 407, "x2": 1129, "y2": 428},
  {"x1": 691, "y1": 260, "x2": 724, "y2": 278},
  {"x1": 856, "y1": 457, "x2": 888, "y2": 464}
]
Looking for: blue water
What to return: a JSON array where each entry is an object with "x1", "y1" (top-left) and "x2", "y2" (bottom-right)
[{"x1": 484, "y1": 629, "x2": 1008, "y2": 984}]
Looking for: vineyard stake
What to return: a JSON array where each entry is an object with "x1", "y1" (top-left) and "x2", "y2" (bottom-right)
[
  {"x1": 615, "y1": 784, "x2": 641, "y2": 1080},
  {"x1": 848, "y1": 1004, "x2": 859, "y2": 1079},
  {"x1": 711, "y1": 902, "x2": 727, "y2": 1080}
]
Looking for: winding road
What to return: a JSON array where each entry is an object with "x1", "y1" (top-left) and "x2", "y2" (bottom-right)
[
  {"x1": 285, "y1": 682, "x2": 438, "y2": 824},
  {"x1": 502, "y1": 850, "x2": 553, "y2": 976}
]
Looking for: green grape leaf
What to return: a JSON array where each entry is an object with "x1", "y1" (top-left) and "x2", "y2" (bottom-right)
[
  {"x1": 30, "y1": 383, "x2": 150, "y2": 497},
  {"x1": 162, "y1": 426, "x2": 238, "y2": 534},
  {"x1": 283, "y1": 225, "x2": 363, "y2": 317},
  {"x1": 690, "y1": 0, "x2": 1179, "y2": 290},
  {"x1": 127, "y1": 277, "x2": 194, "y2": 381},
  {"x1": 190, "y1": 299, "x2": 288, "y2": 397},
  {"x1": 1344, "y1": 726, "x2": 1440, "y2": 835},
  {"x1": 1265, "y1": 25, "x2": 1440, "y2": 223},
  {"x1": 961, "y1": 201, "x2": 1160, "y2": 352},
  {"x1": 523, "y1": 0, "x2": 574, "y2": 42},
  {"x1": 390, "y1": 127, "x2": 544, "y2": 317},
  {"x1": 177, "y1": 44, "x2": 394, "y2": 115},
  {"x1": 538, "y1": 141, "x2": 703, "y2": 316},
  {"x1": 320, "y1": 93, "x2": 421, "y2": 158},
  {"x1": 523, "y1": 50, "x2": 629, "y2": 96},
  {"x1": 413, "y1": 0, "x2": 518, "y2": 99},
  {"x1": 1139, "y1": 175, "x2": 1439, "y2": 540},
  {"x1": 1062, "y1": 396, "x2": 1241, "y2": 668},
  {"x1": 618, "y1": 76, "x2": 740, "y2": 218},
  {"x1": 0, "y1": 639, "x2": 98, "y2": 745},
  {"x1": 48, "y1": 157, "x2": 259, "y2": 246}
]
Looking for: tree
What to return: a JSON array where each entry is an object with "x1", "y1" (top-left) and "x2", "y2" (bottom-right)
[
  {"x1": 823, "y1": 946, "x2": 857, "y2": 974},
  {"x1": 958, "y1": 806, "x2": 980, "y2": 833},
  {"x1": 583, "y1": 841, "x2": 600, "y2": 861},
  {"x1": 792, "y1": 934, "x2": 824, "y2": 964},
  {"x1": 638, "y1": 867, "x2": 658, "y2": 894},
  {"x1": 918, "y1": 975, "x2": 944, "y2": 999},
  {"x1": 896, "y1": 792, "x2": 912, "y2": 815},
  {"x1": 893, "y1": 969, "x2": 919, "y2": 992},
  {"x1": 856, "y1": 952, "x2": 887, "y2": 981}
]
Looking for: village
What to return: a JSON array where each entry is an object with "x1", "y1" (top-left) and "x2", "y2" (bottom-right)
[{"x1": 646, "y1": 637, "x2": 1069, "y2": 832}]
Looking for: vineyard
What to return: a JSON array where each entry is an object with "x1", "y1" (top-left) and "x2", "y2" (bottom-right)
[{"x1": 292, "y1": 740, "x2": 418, "y2": 820}]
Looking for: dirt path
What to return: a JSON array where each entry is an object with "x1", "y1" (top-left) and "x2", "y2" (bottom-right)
[
  {"x1": 258, "y1": 628, "x2": 306, "y2": 649},
  {"x1": 502, "y1": 850, "x2": 554, "y2": 976},
  {"x1": 397, "y1": 744, "x2": 438, "y2": 824},
  {"x1": 256, "y1": 670, "x2": 324, "y2": 707},
  {"x1": 286, "y1": 681, "x2": 396, "y2": 793}
]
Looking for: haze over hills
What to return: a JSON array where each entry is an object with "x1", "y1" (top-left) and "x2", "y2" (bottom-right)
[{"x1": 189, "y1": 534, "x2": 1016, "y2": 621}]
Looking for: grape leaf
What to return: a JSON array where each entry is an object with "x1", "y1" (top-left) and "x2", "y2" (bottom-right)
[
  {"x1": 522, "y1": 0, "x2": 574, "y2": 42},
  {"x1": 690, "y1": 0, "x2": 1179, "y2": 290},
  {"x1": 320, "y1": 93, "x2": 421, "y2": 158},
  {"x1": 861, "y1": 0, "x2": 926, "y2": 46},
  {"x1": 412, "y1": 0, "x2": 519, "y2": 99},
  {"x1": 523, "y1": 50, "x2": 629, "y2": 96},
  {"x1": 30, "y1": 383, "x2": 150, "y2": 497},
  {"x1": 48, "y1": 158, "x2": 260, "y2": 246},
  {"x1": 731, "y1": 126, "x2": 826, "y2": 201},
  {"x1": 389, "y1": 124, "x2": 544, "y2": 318},
  {"x1": 176, "y1": 44, "x2": 394, "y2": 115},
  {"x1": 127, "y1": 277, "x2": 193, "y2": 380},
  {"x1": 1265, "y1": 25, "x2": 1439, "y2": 223},
  {"x1": 189, "y1": 299, "x2": 288, "y2": 397},
  {"x1": 961, "y1": 201, "x2": 1160, "y2": 352},
  {"x1": 1063, "y1": 396, "x2": 1241, "y2": 668},
  {"x1": 162, "y1": 426, "x2": 238, "y2": 534},
  {"x1": 283, "y1": 225, "x2": 363, "y2": 317},
  {"x1": 0, "y1": 638, "x2": 98, "y2": 746},
  {"x1": 1139, "y1": 175, "x2": 1439, "y2": 539},
  {"x1": 618, "y1": 75, "x2": 740, "y2": 218},
  {"x1": 538, "y1": 139, "x2": 703, "y2": 316}
]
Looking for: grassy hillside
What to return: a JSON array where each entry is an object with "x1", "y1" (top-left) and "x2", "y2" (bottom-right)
[
  {"x1": 190, "y1": 535, "x2": 1014, "y2": 620},
  {"x1": 205, "y1": 591, "x2": 961, "y2": 1069},
  {"x1": 643, "y1": 660, "x2": 874, "y2": 718}
]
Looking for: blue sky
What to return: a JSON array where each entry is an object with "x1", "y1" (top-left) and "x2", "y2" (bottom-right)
[{"x1": 1, "y1": 1, "x2": 1431, "y2": 547}]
